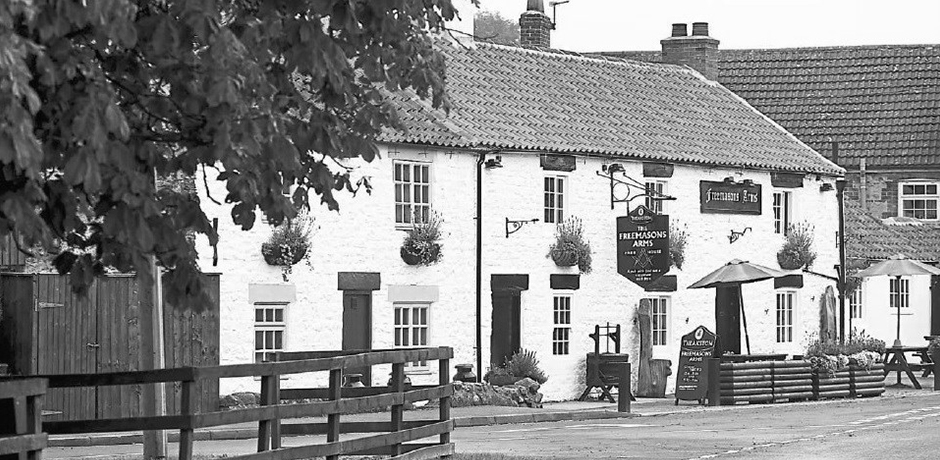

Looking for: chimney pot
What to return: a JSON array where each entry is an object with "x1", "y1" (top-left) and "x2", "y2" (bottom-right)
[
  {"x1": 691, "y1": 22, "x2": 709, "y2": 36},
  {"x1": 527, "y1": 0, "x2": 545, "y2": 13},
  {"x1": 671, "y1": 23, "x2": 688, "y2": 37}
]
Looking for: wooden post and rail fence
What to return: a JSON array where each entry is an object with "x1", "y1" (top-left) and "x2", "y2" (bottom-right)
[{"x1": 0, "y1": 346, "x2": 455, "y2": 460}]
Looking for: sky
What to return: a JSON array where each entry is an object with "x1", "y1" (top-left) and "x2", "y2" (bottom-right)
[{"x1": 468, "y1": 0, "x2": 940, "y2": 52}]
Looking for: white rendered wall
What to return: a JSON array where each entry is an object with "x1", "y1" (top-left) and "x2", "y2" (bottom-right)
[
  {"x1": 852, "y1": 275, "x2": 933, "y2": 346},
  {"x1": 197, "y1": 146, "x2": 840, "y2": 400}
]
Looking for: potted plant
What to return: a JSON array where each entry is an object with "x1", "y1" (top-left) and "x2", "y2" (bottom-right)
[
  {"x1": 401, "y1": 210, "x2": 443, "y2": 266},
  {"x1": 483, "y1": 365, "x2": 518, "y2": 386},
  {"x1": 777, "y1": 222, "x2": 816, "y2": 270},
  {"x1": 547, "y1": 217, "x2": 592, "y2": 273},
  {"x1": 668, "y1": 221, "x2": 688, "y2": 270},
  {"x1": 261, "y1": 212, "x2": 314, "y2": 280}
]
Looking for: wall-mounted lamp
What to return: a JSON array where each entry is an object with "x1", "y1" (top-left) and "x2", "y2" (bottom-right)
[
  {"x1": 506, "y1": 217, "x2": 539, "y2": 238},
  {"x1": 741, "y1": 179, "x2": 754, "y2": 187},
  {"x1": 728, "y1": 227, "x2": 751, "y2": 244},
  {"x1": 819, "y1": 183, "x2": 834, "y2": 192},
  {"x1": 484, "y1": 155, "x2": 503, "y2": 169}
]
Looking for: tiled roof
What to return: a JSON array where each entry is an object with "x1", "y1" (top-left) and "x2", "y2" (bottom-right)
[
  {"x1": 382, "y1": 41, "x2": 843, "y2": 176},
  {"x1": 845, "y1": 200, "x2": 940, "y2": 262},
  {"x1": 603, "y1": 45, "x2": 940, "y2": 168}
]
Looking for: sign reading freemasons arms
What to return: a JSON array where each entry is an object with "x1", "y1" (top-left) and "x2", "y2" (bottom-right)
[
  {"x1": 616, "y1": 205, "x2": 669, "y2": 288},
  {"x1": 675, "y1": 325, "x2": 718, "y2": 403},
  {"x1": 700, "y1": 180, "x2": 762, "y2": 215}
]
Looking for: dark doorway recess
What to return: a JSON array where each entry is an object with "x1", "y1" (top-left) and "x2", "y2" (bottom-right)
[
  {"x1": 715, "y1": 286, "x2": 741, "y2": 354},
  {"x1": 489, "y1": 274, "x2": 528, "y2": 368},
  {"x1": 931, "y1": 276, "x2": 940, "y2": 336},
  {"x1": 342, "y1": 292, "x2": 372, "y2": 385}
]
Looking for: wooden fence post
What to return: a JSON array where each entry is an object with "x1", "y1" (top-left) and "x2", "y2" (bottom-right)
[
  {"x1": 178, "y1": 379, "x2": 196, "y2": 460},
  {"x1": 257, "y1": 374, "x2": 277, "y2": 452},
  {"x1": 326, "y1": 368, "x2": 342, "y2": 460},
  {"x1": 439, "y1": 357, "x2": 451, "y2": 446},
  {"x1": 707, "y1": 358, "x2": 721, "y2": 406},
  {"x1": 618, "y1": 362, "x2": 631, "y2": 413},
  {"x1": 390, "y1": 362, "x2": 405, "y2": 457}
]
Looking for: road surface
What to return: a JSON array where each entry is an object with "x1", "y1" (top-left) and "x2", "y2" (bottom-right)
[{"x1": 47, "y1": 392, "x2": 940, "y2": 459}]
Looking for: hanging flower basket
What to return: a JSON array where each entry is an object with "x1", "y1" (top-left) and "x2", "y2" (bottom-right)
[
  {"x1": 262, "y1": 243, "x2": 307, "y2": 266},
  {"x1": 547, "y1": 217, "x2": 592, "y2": 273},
  {"x1": 777, "y1": 222, "x2": 816, "y2": 270},
  {"x1": 400, "y1": 211, "x2": 444, "y2": 266}
]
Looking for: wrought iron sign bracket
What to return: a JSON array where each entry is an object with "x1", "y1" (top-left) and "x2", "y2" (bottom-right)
[
  {"x1": 506, "y1": 217, "x2": 539, "y2": 238},
  {"x1": 596, "y1": 163, "x2": 677, "y2": 213},
  {"x1": 728, "y1": 227, "x2": 752, "y2": 244}
]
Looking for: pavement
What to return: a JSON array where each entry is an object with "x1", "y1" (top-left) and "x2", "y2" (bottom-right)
[{"x1": 47, "y1": 372, "x2": 937, "y2": 449}]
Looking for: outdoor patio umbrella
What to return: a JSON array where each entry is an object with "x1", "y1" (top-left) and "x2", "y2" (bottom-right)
[
  {"x1": 854, "y1": 253, "x2": 940, "y2": 347},
  {"x1": 688, "y1": 259, "x2": 785, "y2": 354}
]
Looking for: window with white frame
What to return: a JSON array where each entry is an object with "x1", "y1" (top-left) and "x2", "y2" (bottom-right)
[
  {"x1": 899, "y1": 182, "x2": 939, "y2": 220},
  {"x1": 647, "y1": 297, "x2": 669, "y2": 346},
  {"x1": 552, "y1": 295, "x2": 572, "y2": 355},
  {"x1": 544, "y1": 176, "x2": 566, "y2": 224},
  {"x1": 848, "y1": 288, "x2": 863, "y2": 319},
  {"x1": 645, "y1": 180, "x2": 668, "y2": 214},
  {"x1": 394, "y1": 302, "x2": 430, "y2": 367},
  {"x1": 394, "y1": 161, "x2": 431, "y2": 225},
  {"x1": 776, "y1": 291, "x2": 795, "y2": 343},
  {"x1": 773, "y1": 191, "x2": 792, "y2": 235},
  {"x1": 254, "y1": 303, "x2": 286, "y2": 363},
  {"x1": 889, "y1": 277, "x2": 910, "y2": 310}
]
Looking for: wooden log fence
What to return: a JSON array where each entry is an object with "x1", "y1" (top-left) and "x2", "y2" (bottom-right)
[
  {"x1": 5, "y1": 346, "x2": 455, "y2": 460},
  {"x1": 717, "y1": 360, "x2": 885, "y2": 405},
  {"x1": 0, "y1": 378, "x2": 47, "y2": 460}
]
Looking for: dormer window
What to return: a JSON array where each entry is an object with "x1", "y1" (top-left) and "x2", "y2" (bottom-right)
[{"x1": 899, "y1": 182, "x2": 939, "y2": 220}]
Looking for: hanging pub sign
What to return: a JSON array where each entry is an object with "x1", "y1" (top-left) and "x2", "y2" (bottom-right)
[
  {"x1": 700, "y1": 179, "x2": 762, "y2": 215},
  {"x1": 616, "y1": 205, "x2": 669, "y2": 288},
  {"x1": 675, "y1": 325, "x2": 718, "y2": 404}
]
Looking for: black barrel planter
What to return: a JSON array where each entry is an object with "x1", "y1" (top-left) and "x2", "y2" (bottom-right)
[
  {"x1": 770, "y1": 360, "x2": 814, "y2": 403},
  {"x1": 813, "y1": 367, "x2": 853, "y2": 400},
  {"x1": 719, "y1": 361, "x2": 775, "y2": 405}
]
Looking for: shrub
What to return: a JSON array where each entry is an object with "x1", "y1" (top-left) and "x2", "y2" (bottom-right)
[
  {"x1": 668, "y1": 221, "x2": 688, "y2": 270},
  {"x1": 506, "y1": 349, "x2": 548, "y2": 384},
  {"x1": 929, "y1": 337, "x2": 940, "y2": 357},
  {"x1": 547, "y1": 217, "x2": 592, "y2": 273},
  {"x1": 401, "y1": 210, "x2": 443, "y2": 266},
  {"x1": 805, "y1": 330, "x2": 885, "y2": 375},
  {"x1": 777, "y1": 222, "x2": 816, "y2": 270}
]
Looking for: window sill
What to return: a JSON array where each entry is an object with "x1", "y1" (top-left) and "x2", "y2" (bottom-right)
[{"x1": 405, "y1": 369, "x2": 432, "y2": 376}]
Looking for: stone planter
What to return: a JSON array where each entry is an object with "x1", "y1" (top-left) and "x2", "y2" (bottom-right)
[
  {"x1": 486, "y1": 374, "x2": 519, "y2": 386},
  {"x1": 261, "y1": 243, "x2": 307, "y2": 266}
]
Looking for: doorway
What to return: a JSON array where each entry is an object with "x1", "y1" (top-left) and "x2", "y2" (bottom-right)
[
  {"x1": 715, "y1": 286, "x2": 742, "y2": 354},
  {"x1": 490, "y1": 291, "x2": 521, "y2": 368},
  {"x1": 342, "y1": 291, "x2": 373, "y2": 385}
]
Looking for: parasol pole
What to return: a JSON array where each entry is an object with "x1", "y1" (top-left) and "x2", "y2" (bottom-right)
[
  {"x1": 894, "y1": 275, "x2": 902, "y2": 347},
  {"x1": 739, "y1": 284, "x2": 751, "y2": 354}
]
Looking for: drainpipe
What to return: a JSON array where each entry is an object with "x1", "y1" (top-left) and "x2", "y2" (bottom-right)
[
  {"x1": 475, "y1": 152, "x2": 486, "y2": 382},
  {"x1": 835, "y1": 143, "x2": 847, "y2": 341}
]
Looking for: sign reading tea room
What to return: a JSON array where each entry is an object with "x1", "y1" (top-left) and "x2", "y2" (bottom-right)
[
  {"x1": 700, "y1": 180, "x2": 762, "y2": 215},
  {"x1": 616, "y1": 205, "x2": 669, "y2": 288}
]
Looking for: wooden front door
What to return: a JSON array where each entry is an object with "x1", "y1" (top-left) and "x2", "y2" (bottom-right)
[
  {"x1": 490, "y1": 291, "x2": 521, "y2": 368},
  {"x1": 342, "y1": 292, "x2": 372, "y2": 385},
  {"x1": 715, "y1": 286, "x2": 741, "y2": 355},
  {"x1": 36, "y1": 275, "x2": 98, "y2": 420}
]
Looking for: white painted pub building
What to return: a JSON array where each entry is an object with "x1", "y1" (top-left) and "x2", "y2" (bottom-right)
[{"x1": 196, "y1": 6, "x2": 843, "y2": 400}]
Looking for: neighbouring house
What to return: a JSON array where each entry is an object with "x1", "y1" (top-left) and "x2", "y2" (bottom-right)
[
  {"x1": 599, "y1": 24, "x2": 940, "y2": 346},
  {"x1": 198, "y1": 1, "x2": 842, "y2": 400}
]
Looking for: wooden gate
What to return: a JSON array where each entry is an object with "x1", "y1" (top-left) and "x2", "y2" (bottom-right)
[{"x1": 0, "y1": 273, "x2": 220, "y2": 420}]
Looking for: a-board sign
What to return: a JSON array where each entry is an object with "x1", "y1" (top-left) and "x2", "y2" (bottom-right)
[
  {"x1": 675, "y1": 325, "x2": 718, "y2": 402},
  {"x1": 616, "y1": 205, "x2": 669, "y2": 288}
]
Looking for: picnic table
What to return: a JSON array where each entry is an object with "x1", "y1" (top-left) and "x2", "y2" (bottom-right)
[{"x1": 882, "y1": 346, "x2": 933, "y2": 389}]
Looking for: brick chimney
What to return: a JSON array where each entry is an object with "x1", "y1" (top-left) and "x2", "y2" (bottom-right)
[
  {"x1": 661, "y1": 22, "x2": 719, "y2": 80},
  {"x1": 520, "y1": 0, "x2": 552, "y2": 48}
]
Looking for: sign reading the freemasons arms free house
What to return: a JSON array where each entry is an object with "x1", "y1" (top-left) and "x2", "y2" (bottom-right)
[
  {"x1": 675, "y1": 326, "x2": 718, "y2": 403},
  {"x1": 700, "y1": 180, "x2": 762, "y2": 215},
  {"x1": 616, "y1": 205, "x2": 669, "y2": 288}
]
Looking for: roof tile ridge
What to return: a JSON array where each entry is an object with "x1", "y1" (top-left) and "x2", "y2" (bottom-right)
[
  {"x1": 473, "y1": 41, "x2": 695, "y2": 74},
  {"x1": 721, "y1": 43, "x2": 940, "y2": 54}
]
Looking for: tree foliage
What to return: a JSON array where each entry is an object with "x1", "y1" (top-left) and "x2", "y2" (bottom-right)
[
  {"x1": 0, "y1": 0, "x2": 464, "y2": 307},
  {"x1": 473, "y1": 10, "x2": 518, "y2": 46}
]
